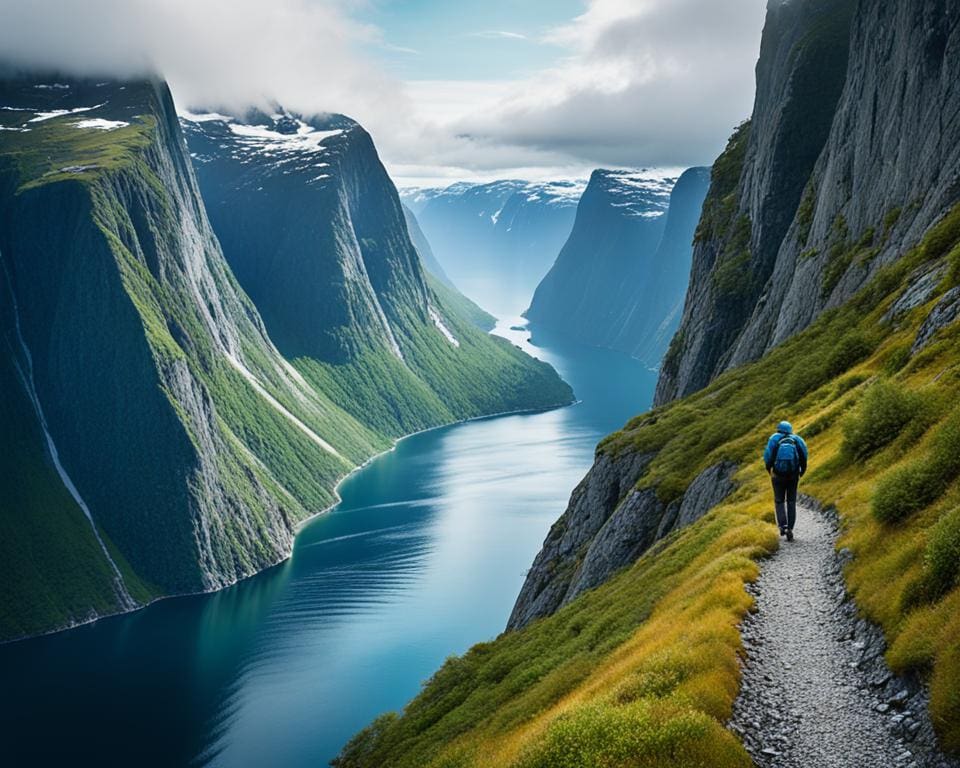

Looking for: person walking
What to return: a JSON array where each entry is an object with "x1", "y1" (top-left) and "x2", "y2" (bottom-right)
[{"x1": 763, "y1": 421, "x2": 809, "y2": 541}]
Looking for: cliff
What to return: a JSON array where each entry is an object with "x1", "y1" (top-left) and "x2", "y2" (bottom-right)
[
  {"x1": 182, "y1": 109, "x2": 571, "y2": 440},
  {"x1": 657, "y1": 0, "x2": 960, "y2": 405},
  {"x1": 525, "y1": 168, "x2": 709, "y2": 367},
  {"x1": 0, "y1": 79, "x2": 571, "y2": 641}
]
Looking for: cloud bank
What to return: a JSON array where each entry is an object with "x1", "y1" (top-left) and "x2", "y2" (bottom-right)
[{"x1": 0, "y1": 0, "x2": 767, "y2": 183}]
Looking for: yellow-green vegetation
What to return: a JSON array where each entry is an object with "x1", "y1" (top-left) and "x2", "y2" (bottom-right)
[
  {"x1": 0, "y1": 112, "x2": 156, "y2": 192},
  {"x1": 336, "y1": 201, "x2": 960, "y2": 765}
]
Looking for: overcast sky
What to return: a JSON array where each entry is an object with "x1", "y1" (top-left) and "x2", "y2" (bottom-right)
[{"x1": 0, "y1": 0, "x2": 768, "y2": 186}]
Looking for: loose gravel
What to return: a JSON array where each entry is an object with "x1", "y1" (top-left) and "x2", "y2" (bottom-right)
[{"x1": 729, "y1": 499, "x2": 959, "y2": 768}]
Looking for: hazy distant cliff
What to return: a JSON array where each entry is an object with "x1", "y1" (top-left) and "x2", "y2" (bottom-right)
[
  {"x1": 525, "y1": 168, "x2": 709, "y2": 367},
  {"x1": 401, "y1": 180, "x2": 582, "y2": 314}
]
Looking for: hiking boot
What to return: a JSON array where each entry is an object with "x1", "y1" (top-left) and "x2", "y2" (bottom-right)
[{"x1": 786, "y1": 529, "x2": 794, "y2": 542}]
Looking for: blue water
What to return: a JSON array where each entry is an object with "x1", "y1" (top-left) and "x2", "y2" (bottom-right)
[{"x1": 0, "y1": 319, "x2": 657, "y2": 767}]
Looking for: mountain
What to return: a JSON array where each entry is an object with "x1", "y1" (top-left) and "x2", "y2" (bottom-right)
[
  {"x1": 180, "y1": 108, "x2": 563, "y2": 436},
  {"x1": 400, "y1": 179, "x2": 584, "y2": 315},
  {"x1": 401, "y1": 202, "x2": 497, "y2": 332},
  {"x1": 524, "y1": 167, "x2": 709, "y2": 367},
  {"x1": 334, "y1": 2, "x2": 960, "y2": 765},
  {"x1": 0, "y1": 79, "x2": 571, "y2": 641},
  {"x1": 402, "y1": 201, "x2": 454, "y2": 288}
]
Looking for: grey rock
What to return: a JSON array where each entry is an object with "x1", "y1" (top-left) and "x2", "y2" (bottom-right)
[
  {"x1": 912, "y1": 286, "x2": 960, "y2": 354},
  {"x1": 508, "y1": 458, "x2": 738, "y2": 630},
  {"x1": 657, "y1": 0, "x2": 960, "y2": 405}
]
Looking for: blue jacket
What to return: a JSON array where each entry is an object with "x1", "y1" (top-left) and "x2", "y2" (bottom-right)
[{"x1": 764, "y1": 430, "x2": 808, "y2": 475}]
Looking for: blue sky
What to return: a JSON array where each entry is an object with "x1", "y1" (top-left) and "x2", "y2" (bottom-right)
[{"x1": 355, "y1": 0, "x2": 586, "y2": 81}]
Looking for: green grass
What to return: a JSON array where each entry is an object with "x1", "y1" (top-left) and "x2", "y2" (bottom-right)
[{"x1": 335, "y1": 200, "x2": 960, "y2": 765}]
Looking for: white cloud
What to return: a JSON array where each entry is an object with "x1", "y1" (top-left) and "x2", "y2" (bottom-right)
[
  {"x1": 0, "y1": 0, "x2": 767, "y2": 184},
  {"x1": 436, "y1": 0, "x2": 768, "y2": 171},
  {"x1": 0, "y1": 0, "x2": 409, "y2": 125}
]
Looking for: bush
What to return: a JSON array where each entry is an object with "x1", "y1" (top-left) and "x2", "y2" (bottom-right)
[
  {"x1": 872, "y1": 411, "x2": 960, "y2": 523},
  {"x1": 841, "y1": 381, "x2": 919, "y2": 460},
  {"x1": 872, "y1": 462, "x2": 939, "y2": 523},
  {"x1": 924, "y1": 508, "x2": 960, "y2": 600}
]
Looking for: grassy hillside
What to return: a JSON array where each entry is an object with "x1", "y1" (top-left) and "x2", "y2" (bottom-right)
[{"x1": 335, "y1": 204, "x2": 960, "y2": 765}]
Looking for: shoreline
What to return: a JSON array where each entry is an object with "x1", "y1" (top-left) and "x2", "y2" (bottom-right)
[{"x1": 1, "y1": 396, "x2": 578, "y2": 647}]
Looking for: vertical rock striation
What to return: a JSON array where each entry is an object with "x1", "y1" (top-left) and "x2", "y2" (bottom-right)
[{"x1": 657, "y1": 0, "x2": 960, "y2": 405}]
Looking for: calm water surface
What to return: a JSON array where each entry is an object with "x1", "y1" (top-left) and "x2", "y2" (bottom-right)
[{"x1": 1, "y1": 319, "x2": 657, "y2": 767}]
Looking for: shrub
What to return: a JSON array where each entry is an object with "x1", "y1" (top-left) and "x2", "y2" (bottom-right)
[
  {"x1": 872, "y1": 411, "x2": 960, "y2": 523},
  {"x1": 872, "y1": 462, "x2": 939, "y2": 523},
  {"x1": 841, "y1": 381, "x2": 919, "y2": 460},
  {"x1": 924, "y1": 508, "x2": 960, "y2": 600}
]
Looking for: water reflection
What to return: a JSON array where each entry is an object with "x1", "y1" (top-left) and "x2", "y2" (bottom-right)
[{"x1": 0, "y1": 320, "x2": 657, "y2": 767}]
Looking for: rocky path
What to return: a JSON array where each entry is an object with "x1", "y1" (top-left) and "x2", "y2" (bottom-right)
[{"x1": 730, "y1": 500, "x2": 958, "y2": 768}]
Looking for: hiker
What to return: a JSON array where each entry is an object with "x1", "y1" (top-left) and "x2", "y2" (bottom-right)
[{"x1": 763, "y1": 421, "x2": 808, "y2": 542}]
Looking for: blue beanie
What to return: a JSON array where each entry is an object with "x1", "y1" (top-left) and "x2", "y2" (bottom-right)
[{"x1": 777, "y1": 421, "x2": 793, "y2": 434}]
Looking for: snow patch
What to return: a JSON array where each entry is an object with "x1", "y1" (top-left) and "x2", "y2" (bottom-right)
[
  {"x1": 429, "y1": 306, "x2": 460, "y2": 347},
  {"x1": 28, "y1": 103, "x2": 105, "y2": 123},
  {"x1": 73, "y1": 118, "x2": 129, "y2": 131}
]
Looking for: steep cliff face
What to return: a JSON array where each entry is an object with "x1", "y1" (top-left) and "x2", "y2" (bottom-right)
[
  {"x1": 525, "y1": 167, "x2": 709, "y2": 367},
  {"x1": 182, "y1": 110, "x2": 572, "y2": 440},
  {"x1": 402, "y1": 202, "x2": 453, "y2": 288},
  {"x1": 0, "y1": 79, "x2": 571, "y2": 641},
  {"x1": 400, "y1": 180, "x2": 582, "y2": 314},
  {"x1": 507, "y1": 457, "x2": 736, "y2": 630},
  {"x1": 655, "y1": 0, "x2": 855, "y2": 403},
  {"x1": 658, "y1": 0, "x2": 960, "y2": 405},
  {"x1": 0, "y1": 77, "x2": 367, "y2": 638}
]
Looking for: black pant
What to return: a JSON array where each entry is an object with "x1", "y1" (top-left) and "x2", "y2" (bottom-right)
[{"x1": 772, "y1": 473, "x2": 799, "y2": 531}]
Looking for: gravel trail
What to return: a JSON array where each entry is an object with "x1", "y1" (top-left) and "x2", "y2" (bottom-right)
[{"x1": 730, "y1": 500, "x2": 958, "y2": 768}]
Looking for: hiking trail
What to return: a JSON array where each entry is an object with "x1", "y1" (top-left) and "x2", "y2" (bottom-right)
[{"x1": 730, "y1": 500, "x2": 958, "y2": 768}]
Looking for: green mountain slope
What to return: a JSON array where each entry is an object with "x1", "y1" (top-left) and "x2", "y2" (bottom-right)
[
  {"x1": 0, "y1": 78, "x2": 570, "y2": 642},
  {"x1": 181, "y1": 109, "x2": 569, "y2": 440},
  {"x1": 334, "y1": 186, "x2": 960, "y2": 768}
]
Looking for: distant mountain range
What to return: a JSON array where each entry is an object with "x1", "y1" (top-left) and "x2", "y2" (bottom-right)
[
  {"x1": 400, "y1": 179, "x2": 584, "y2": 315},
  {"x1": 525, "y1": 168, "x2": 710, "y2": 368}
]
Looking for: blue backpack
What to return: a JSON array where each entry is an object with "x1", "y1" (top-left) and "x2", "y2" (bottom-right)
[{"x1": 773, "y1": 435, "x2": 800, "y2": 476}]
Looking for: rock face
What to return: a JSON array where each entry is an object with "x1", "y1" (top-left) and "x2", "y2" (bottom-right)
[
  {"x1": 525, "y1": 168, "x2": 710, "y2": 367},
  {"x1": 400, "y1": 180, "x2": 583, "y2": 315},
  {"x1": 0, "y1": 79, "x2": 572, "y2": 641},
  {"x1": 657, "y1": 0, "x2": 960, "y2": 404},
  {"x1": 507, "y1": 458, "x2": 737, "y2": 630}
]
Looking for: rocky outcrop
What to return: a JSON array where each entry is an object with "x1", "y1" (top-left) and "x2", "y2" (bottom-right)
[
  {"x1": 659, "y1": 0, "x2": 960, "y2": 405},
  {"x1": 508, "y1": 458, "x2": 737, "y2": 630},
  {"x1": 913, "y1": 286, "x2": 960, "y2": 354},
  {"x1": 525, "y1": 168, "x2": 710, "y2": 368}
]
